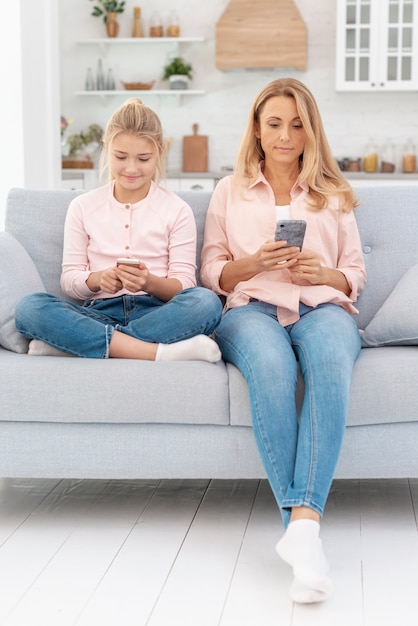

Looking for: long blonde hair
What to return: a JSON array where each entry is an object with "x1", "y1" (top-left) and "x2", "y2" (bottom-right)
[
  {"x1": 234, "y1": 78, "x2": 357, "y2": 212},
  {"x1": 99, "y1": 97, "x2": 166, "y2": 183}
]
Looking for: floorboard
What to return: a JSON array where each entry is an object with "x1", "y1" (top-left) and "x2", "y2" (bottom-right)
[{"x1": 0, "y1": 478, "x2": 416, "y2": 626}]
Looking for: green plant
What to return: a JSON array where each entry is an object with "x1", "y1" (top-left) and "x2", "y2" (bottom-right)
[
  {"x1": 162, "y1": 56, "x2": 193, "y2": 80},
  {"x1": 89, "y1": 0, "x2": 126, "y2": 22},
  {"x1": 66, "y1": 124, "x2": 104, "y2": 156}
]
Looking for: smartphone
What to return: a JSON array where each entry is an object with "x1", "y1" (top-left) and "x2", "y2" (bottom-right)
[
  {"x1": 116, "y1": 258, "x2": 141, "y2": 266},
  {"x1": 274, "y1": 220, "x2": 307, "y2": 249}
]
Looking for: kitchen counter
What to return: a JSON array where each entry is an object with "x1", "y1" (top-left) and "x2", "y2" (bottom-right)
[{"x1": 62, "y1": 168, "x2": 418, "y2": 192}]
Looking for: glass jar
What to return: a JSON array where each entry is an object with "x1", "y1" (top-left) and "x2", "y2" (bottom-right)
[
  {"x1": 149, "y1": 11, "x2": 163, "y2": 37},
  {"x1": 166, "y1": 11, "x2": 180, "y2": 37},
  {"x1": 363, "y1": 138, "x2": 378, "y2": 173},
  {"x1": 402, "y1": 138, "x2": 416, "y2": 173},
  {"x1": 380, "y1": 138, "x2": 395, "y2": 173}
]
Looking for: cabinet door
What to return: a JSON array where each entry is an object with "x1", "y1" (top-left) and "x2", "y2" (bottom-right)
[
  {"x1": 379, "y1": 0, "x2": 418, "y2": 90},
  {"x1": 336, "y1": 0, "x2": 378, "y2": 90},
  {"x1": 336, "y1": 0, "x2": 418, "y2": 91}
]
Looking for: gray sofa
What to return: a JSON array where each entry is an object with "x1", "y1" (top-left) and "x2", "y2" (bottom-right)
[{"x1": 1, "y1": 185, "x2": 418, "y2": 480}]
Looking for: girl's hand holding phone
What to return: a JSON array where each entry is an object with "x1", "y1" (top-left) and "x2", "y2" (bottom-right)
[{"x1": 115, "y1": 258, "x2": 149, "y2": 293}]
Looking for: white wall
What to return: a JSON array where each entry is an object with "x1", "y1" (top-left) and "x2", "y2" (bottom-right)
[
  {"x1": 0, "y1": 0, "x2": 61, "y2": 231},
  {"x1": 59, "y1": 0, "x2": 418, "y2": 175},
  {"x1": 0, "y1": 4, "x2": 24, "y2": 230}
]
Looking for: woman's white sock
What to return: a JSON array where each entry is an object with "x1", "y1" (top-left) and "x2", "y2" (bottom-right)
[
  {"x1": 289, "y1": 578, "x2": 329, "y2": 604},
  {"x1": 156, "y1": 335, "x2": 221, "y2": 363},
  {"x1": 276, "y1": 519, "x2": 333, "y2": 602}
]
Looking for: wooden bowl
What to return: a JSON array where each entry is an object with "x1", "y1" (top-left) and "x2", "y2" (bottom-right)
[{"x1": 121, "y1": 80, "x2": 155, "y2": 91}]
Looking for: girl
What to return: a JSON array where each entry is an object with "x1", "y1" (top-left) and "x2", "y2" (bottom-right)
[
  {"x1": 201, "y1": 79, "x2": 366, "y2": 602},
  {"x1": 16, "y1": 98, "x2": 222, "y2": 361}
]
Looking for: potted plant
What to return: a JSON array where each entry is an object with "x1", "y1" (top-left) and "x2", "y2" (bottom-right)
[
  {"x1": 88, "y1": 0, "x2": 126, "y2": 37},
  {"x1": 162, "y1": 56, "x2": 193, "y2": 90}
]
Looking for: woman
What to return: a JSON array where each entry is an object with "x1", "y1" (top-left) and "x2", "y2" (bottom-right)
[
  {"x1": 16, "y1": 98, "x2": 221, "y2": 361},
  {"x1": 201, "y1": 79, "x2": 366, "y2": 603}
]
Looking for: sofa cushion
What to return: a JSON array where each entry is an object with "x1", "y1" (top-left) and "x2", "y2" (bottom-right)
[
  {"x1": 0, "y1": 350, "x2": 231, "y2": 426},
  {"x1": 0, "y1": 232, "x2": 46, "y2": 353},
  {"x1": 361, "y1": 263, "x2": 418, "y2": 347}
]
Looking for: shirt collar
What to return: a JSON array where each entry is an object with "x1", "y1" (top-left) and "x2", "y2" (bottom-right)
[{"x1": 248, "y1": 162, "x2": 309, "y2": 196}]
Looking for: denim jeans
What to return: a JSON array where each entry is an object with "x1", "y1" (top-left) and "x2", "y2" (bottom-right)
[
  {"x1": 15, "y1": 287, "x2": 222, "y2": 359},
  {"x1": 214, "y1": 301, "x2": 361, "y2": 527}
]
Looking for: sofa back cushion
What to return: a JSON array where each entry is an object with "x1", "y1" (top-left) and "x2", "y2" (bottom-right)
[
  {"x1": 5, "y1": 185, "x2": 418, "y2": 331},
  {"x1": 353, "y1": 185, "x2": 418, "y2": 329}
]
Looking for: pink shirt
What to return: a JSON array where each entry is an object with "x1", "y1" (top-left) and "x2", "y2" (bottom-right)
[
  {"x1": 200, "y1": 172, "x2": 367, "y2": 326},
  {"x1": 61, "y1": 181, "x2": 197, "y2": 300}
]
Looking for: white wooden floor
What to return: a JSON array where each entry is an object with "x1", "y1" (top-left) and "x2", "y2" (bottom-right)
[{"x1": 0, "y1": 478, "x2": 417, "y2": 626}]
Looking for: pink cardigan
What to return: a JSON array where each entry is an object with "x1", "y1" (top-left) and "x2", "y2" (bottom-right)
[
  {"x1": 200, "y1": 173, "x2": 367, "y2": 326},
  {"x1": 61, "y1": 181, "x2": 197, "y2": 300}
]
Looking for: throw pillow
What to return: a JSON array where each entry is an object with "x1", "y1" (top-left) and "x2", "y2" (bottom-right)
[
  {"x1": 0, "y1": 232, "x2": 46, "y2": 353},
  {"x1": 361, "y1": 263, "x2": 418, "y2": 347}
]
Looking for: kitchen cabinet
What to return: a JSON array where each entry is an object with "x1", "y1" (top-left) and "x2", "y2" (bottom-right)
[
  {"x1": 75, "y1": 37, "x2": 205, "y2": 101},
  {"x1": 336, "y1": 0, "x2": 418, "y2": 91},
  {"x1": 163, "y1": 178, "x2": 216, "y2": 192},
  {"x1": 61, "y1": 169, "x2": 99, "y2": 190},
  {"x1": 61, "y1": 171, "x2": 217, "y2": 192}
]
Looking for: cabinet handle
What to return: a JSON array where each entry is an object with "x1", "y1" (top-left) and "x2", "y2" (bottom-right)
[{"x1": 190, "y1": 184, "x2": 204, "y2": 190}]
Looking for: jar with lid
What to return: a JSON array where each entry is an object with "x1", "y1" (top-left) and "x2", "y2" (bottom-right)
[
  {"x1": 363, "y1": 138, "x2": 378, "y2": 173},
  {"x1": 149, "y1": 11, "x2": 163, "y2": 37},
  {"x1": 132, "y1": 6, "x2": 143, "y2": 37},
  {"x1": 380, "y1": 138, "x2": 395, "y2": 173},
  {"x1": 166, "y1": 11, "x2": 180, "y2": 37},
  {"x1": 402, "y1": 138, "x2": 416, "y2": 173}
]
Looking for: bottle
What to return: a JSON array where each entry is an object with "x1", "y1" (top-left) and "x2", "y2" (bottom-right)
[
  {"x1": 149, "y1": 11, "x2": 163, "y2": 37},
  {"x1": 166, "y1": 11, "x2": 180, "y2": 37},
  {"x1": 402, "y1": 138, "x2": 416, "y2": 173},
  {"x1": 85, "y1": 67, "x2": 95, "y2": 91},
  {"x1": 132, "y1": 6, "x2": 143, "y2": 37},
  {"x1": 106, "y1": 68, "x2": 116, "y2": 90},
  {"x1": 96, "y1": 58, "x2": 105, "y2": 91},
  {"x1": 363, "y1": 138, "x2": 378, "y2": 173},
  {"x1": 380, "y1": 138, "x2": 395, "y2": 173}
]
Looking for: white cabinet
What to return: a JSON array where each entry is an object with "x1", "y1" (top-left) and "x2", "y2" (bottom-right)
[
  {"x1": 336, "y1": 0, "x2": 418, "y2": 91},
  {"x1": 164, "y1": 178, "x2": 215, "y2": 192},
  {"x1": 75, "y1": 38, "x2": 205, "y2": 100},
  {"x1": 61, "y1": 169, "x2": 99, "y2": 190}
]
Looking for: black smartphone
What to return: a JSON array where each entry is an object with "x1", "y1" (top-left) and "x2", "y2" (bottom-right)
[{"x1": 274, "y1": 220, "x2": 307, "y2": 249}]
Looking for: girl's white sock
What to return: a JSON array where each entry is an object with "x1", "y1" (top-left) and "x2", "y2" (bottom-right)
[
  {"x1": 276, "y1": 519, "x2": 333, "y2": 602},
  {"x1": 156, "y1": 335, "x2": 221, "y2": 363},
  {"x1": 28, "y1": 339, "x2": 74, "y2": 357}
]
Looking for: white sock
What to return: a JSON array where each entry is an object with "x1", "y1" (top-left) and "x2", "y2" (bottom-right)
[
  {"x1": 28, "y1": 339, "x2": 75, "y2": 357},
  {"x1": 276, "y1": 519, "x2": 332, "y2": 600},
  {"x1": 289, "y1": 578, "x2": 330, "y2": 604},
  {"x1": 155, "y1": 335, "x2": 221, "y2": 363}
]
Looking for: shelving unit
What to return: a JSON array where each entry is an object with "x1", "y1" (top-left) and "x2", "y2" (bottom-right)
[{"x1": 75, "y1": 37, "x2": 206, "y2": 102}]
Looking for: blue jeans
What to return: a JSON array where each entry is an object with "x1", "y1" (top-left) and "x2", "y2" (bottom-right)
[
  {"x1": 214, "y1": 301, "x2": 361, "y2": 528},
  {"x1": 15, "y1": 287, "x2": 222, "y2": 358}
]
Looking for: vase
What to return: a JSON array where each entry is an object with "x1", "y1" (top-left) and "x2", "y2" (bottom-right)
[
  {"x1": 106, "y1": 12, "x2": 119, "y2": 38},
  {"x1": 169, "y1": 75, "x2": 189, "y2": 90}
]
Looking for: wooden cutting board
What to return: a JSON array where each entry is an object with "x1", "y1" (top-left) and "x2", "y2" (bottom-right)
[{"x1": 182, "y1": 124, "x2": 208, "y2": 172}]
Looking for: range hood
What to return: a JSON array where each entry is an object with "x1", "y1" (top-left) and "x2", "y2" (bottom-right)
[{"x1": 216, "y1": 0, "x2": 307, "y2": 71}]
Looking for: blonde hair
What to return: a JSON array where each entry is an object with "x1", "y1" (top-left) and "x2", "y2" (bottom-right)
[
  {"x1": 99, "y1": 97, "x2": 166, "y2": 183},
  {"x1": 234, "y1": 78, "x2": 357, "y2": 212}
]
